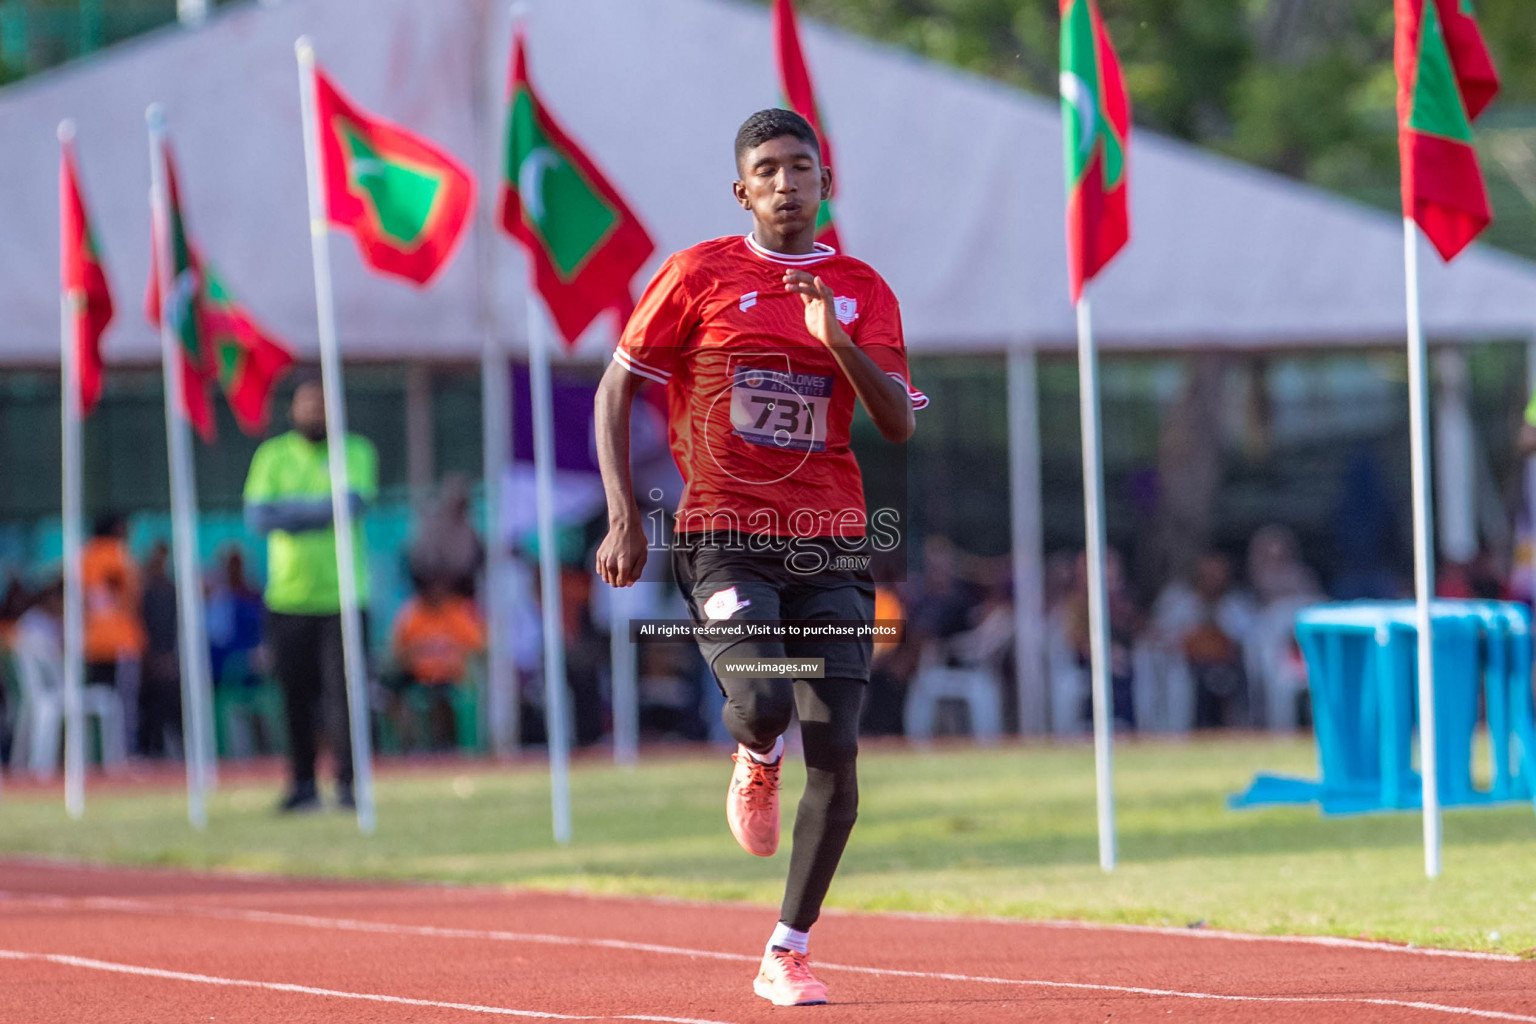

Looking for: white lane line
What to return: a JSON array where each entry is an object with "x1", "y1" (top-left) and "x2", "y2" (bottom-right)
[
  {"x1": 838, "y1": 908, "x2": 1525, "y2": 963},
  {"x1": 807, "y1": 961, "x2": 1536, "y2": 1022},
  {"x1": 0, "y1": 949, "x2": 737, "y2": 1024},
  {"x1": 5, "y1": 893, "x2": 1535, "y2": 1022}
]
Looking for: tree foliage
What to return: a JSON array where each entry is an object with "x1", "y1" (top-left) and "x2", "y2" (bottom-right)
[{"x1": 785, "y1": 0, "x2": 1536, "y2": 257}]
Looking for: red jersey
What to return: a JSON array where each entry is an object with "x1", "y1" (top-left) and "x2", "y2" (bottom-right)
[{"x1": 616, "y1": 235, "x2": 926, "y2": 538}]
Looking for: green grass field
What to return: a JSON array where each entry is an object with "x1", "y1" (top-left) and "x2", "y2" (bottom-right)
[{"x1": 3, "y1": 736, "x2": 1534, "y2": 954}]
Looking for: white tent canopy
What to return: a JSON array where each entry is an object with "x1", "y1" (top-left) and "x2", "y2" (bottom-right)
[{"x1": 1, "y1": 0, "x2": 1534, "y2": 365}]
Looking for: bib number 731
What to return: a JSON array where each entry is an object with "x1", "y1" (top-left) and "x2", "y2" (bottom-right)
[{"x1": 729, "y1": 367, "x2": 832, "y2": 453}]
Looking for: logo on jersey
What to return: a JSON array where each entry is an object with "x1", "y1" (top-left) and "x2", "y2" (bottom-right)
[
  {"x1": 739, "y1": 291, "x2": 758, "y2": 312},
  {"x1": 833, "y1": 296, "x2": 859, "y2": 325},
  {"x1": 703, "y1": 586, "x2": 752, "y2": 621}
]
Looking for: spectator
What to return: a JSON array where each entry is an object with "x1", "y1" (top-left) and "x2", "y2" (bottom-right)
[
  {"x1": 244, "y1": 375, "x2": 378, "y2": 813},
  {"x1": 14, "y1": 580, "x2": 63, "y2": 651},
  {"x1": 0, "y1": 576, "x2": 28, "y2": 760},
  {"x1": 6, "y1": 580, "x2": 63, "y2": 767},
  {"x1": 1438, "y1": 549, "x2": 1506, "y2": 601},
  {"x1": 1150, "y1": 551, "x2": 1256, "y2": 728},
  {"x1": 409, "y1": 474, "x2": 484, "y2": 600},
  {"x1": 1245, "y1": 524, "x2": 1325, "y2": 730},
  {"x1": 390, "y1": 579, "x2": 486, "y2": 750},
  {"x1": 0, "y1": 576, "x2": 29, "y2": 648},
  {"x1": 860, "y1": 580, "x2": 914, "y2": 736},
  {"x1": 1248, "y1": 525, "x2": 1323, "y2": 607},
  {"x1": 82, "y1": 512, "x2": 145, "y2": 757},
  {"x1": 906, "y1": 537, "x2": 975, "y2": 644},
  {"x1": 560, "y1": 564, "x2": 606, "y2": 747},
  {"x1": 138, "y1": 541, "x2": 182, "y2": 758},
  {"x1": 949, "y1": 579, "x2": 1014, "y2": 670},
  {"x1": 1331, "y1": 450, "x2": 1401, "y2": 600},
  {"x1": 1064, "y1": 548, "x2": 1140, "y2": 729},
  {"x1": 206, "y1": 546, "x2": 264, "y2": 687}
]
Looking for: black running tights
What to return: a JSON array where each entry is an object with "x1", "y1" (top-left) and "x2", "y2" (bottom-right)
[{"x1": 720, "y1": 672, "x2": 864, "y2": 932}]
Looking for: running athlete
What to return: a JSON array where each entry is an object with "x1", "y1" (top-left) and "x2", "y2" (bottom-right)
[{"x1": 594, "y1": 108, "x2": 925, "y2": 1007}]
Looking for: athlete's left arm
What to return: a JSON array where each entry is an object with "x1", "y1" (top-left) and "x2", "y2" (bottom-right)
[{"x1": 784, "y1": 269, "x2": 915, "y2": 443}]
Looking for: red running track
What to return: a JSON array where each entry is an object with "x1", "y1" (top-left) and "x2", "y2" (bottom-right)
[{"x1": 0, "y1": 858, "x2": 1532, "y2": 1023}]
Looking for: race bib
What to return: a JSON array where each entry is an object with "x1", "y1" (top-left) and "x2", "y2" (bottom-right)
[{"x1": 730, "y1": 367, "x2": 832, "y2": 453}]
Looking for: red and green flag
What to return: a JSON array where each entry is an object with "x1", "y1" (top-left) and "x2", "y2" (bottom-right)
[
  {"x1": 772, "y1": 0, "x2": 842, "y2": 252},
  {"x1": 312, "y1": 64, "x2": 476, "y2": 287},
  {"x1": 201, "y1": 272, "x2": 296, "y2": 435},
  {"x1": 1059, "y1": 0, "x2": 1130, "y2": 303},
  {"x1": 499, "y1": 28, "x2": 655, "y2": 348},
  {"x1": 1396, "y1": 0, "x2": 1500, "y2": 261},
  {"x1": 60, "y1": 134, "x2": 113, "y2": 416},
  {"x1": 144, "y1": 145, "x2": 216, "y2": 441},
  {"x1": 146, "y1": 145, "x2": 295, "y2": 439}
]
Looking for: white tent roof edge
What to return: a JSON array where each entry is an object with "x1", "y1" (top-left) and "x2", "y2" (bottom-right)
[{"x1": 1, "y1": 0, "x2": 1533, "y2": 367}]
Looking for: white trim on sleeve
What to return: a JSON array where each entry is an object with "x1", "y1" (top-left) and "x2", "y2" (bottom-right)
[
  {"x1": 614, "y1": 348, "x2": 671, "y2": 386},
  {"x1": 886, "y1": 371, "x2": 930, "y2": 411}
]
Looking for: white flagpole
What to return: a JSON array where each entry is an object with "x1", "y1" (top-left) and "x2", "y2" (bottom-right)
[
  {"x1": 527, "y1": 296, "x2": 573, "y2": 844},
  {"x1": 514, "y1": 2, "x2": 572, "y2": 842},
  {"x1": 295, "y1": 38, "x2": 378, "y2": 835},
  {"x1": 611, "y1": 581, "x2": 638, "y2": 766},
  {"x1": 1076, "y1": 294, "x2": 1117, "y2": 871},
  {"x1": 146, "y1": 104, "x2": 210, "y2": 831},
  {"x1": 58, "y1": 120, "x2": 86, "y2": 819},
  {"x1": 1007, "y1": 339, "x2": 1046, "y2": 735},
  {"x1": 472, "y1": 4, "x2": 518, "y2": 757},
  {"x1": 1404, "y1": 216, "x2": 1441, "y2": 878},
  {"x1": 481, "y1": 339, "x2": 516, "y2": 756}
]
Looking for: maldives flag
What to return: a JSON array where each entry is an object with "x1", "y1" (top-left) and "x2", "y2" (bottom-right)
[
  {"x1": 499, "y1": 28, "x2": 655, "y2": 348},
  {"x1": 60, "y1": 134, "x2": 113, "y2": 416},
  {"x1": 203, "y1": 272, "x2": 296, "y2": 435},
  {"x1": 1396, "y1": 0, "x2": 1500, "y2": 261},
  {"x1": 312, "y1": 64, "x2": 475, "y2": 286},
  {"x1": 773, "y1": 0, "x2": 842, "y2": 253},
  {"x1": 1059, "y1": 0, "x2": 1130, "y2": 303},
  {"x1": 144, "y1": 145, "x2": 216, "y2": 441},
  {"x1": 146, "y1": 147, "x2": 296, "y2": 439}
]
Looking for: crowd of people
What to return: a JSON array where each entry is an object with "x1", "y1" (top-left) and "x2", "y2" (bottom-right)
[
  {"x1": 6, "y1": 514, "x2": 1502, "y2": 778},
  {"x1": 4, "y1": 509, "x2": 1516, "y2": 779}
]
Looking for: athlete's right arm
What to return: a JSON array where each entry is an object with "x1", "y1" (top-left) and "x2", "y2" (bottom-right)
[{"x1": 594, "y1": 358, "x2": 649, "y2": 588}]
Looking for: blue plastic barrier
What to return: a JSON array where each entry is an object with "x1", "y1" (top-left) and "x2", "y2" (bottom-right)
[{"x1": 1231, "y1": 600, "x2": 1536, "y2": 815}]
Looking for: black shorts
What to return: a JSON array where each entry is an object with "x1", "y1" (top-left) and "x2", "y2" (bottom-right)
[{"x1": 671, "y1": 532, "x2": 876, "y2": 683}]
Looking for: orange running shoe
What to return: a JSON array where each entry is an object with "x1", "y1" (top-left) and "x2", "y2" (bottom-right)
[
  {"x1": 726, "y1": 745, "x2": 781, "y2": 856},
  {"x1": 754, "y1": 948, "x2": 830, "y2": 1006}
]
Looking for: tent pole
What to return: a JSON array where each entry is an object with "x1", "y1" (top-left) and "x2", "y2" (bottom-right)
[
  {"x1": 1404, "y1": 216, "x2": 1441, "y2": 879},
  {"x1": 1007, "y1": 340, "x2": 1046, "y2": 735},
  {"x1": 481, "y1": 344, "x2": 516, "y2": 756},
  {"x1": 610, "y1": 580, "x2": 639, "y2": 766},
  {"x1": 471, "y1": 0, "x2": 518, "y2": 757},
  {"x1": 1076, "y1": 294, "x2": 1116, "y2": 872}
]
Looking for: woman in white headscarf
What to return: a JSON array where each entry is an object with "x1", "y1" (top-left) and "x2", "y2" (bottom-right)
[{"x1": 1244, "y1": 524, "x2": 1324, "y2": 730}]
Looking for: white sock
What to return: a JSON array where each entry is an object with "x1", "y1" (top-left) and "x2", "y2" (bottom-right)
[
  {"x1": 746, "y1": 735, "x2": 784, "y2": 765},
  {"x1": 767, "y1": 921, "x2": 809, "y2": 955}
]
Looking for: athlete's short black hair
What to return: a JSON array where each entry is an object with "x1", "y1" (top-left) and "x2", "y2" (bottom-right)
[{"x1": 734, "y1": 108, "x2": 820, "y2": 168}]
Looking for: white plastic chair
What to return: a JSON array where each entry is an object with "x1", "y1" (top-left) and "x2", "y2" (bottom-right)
[
  {"x1": 1131, "y1": 643, "x2": 1196, "y2": 735},
  {"x1": 10, "y1": 632, "x2": 126, "y2": 778},
  {"x1": 903, "y1": 640, "x2": 1003, "y2": 744}
]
